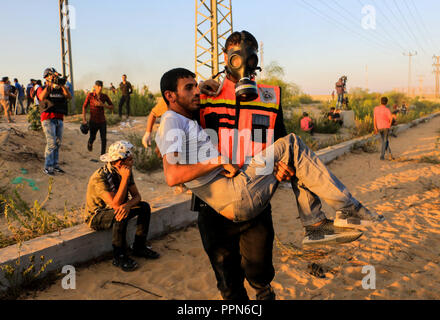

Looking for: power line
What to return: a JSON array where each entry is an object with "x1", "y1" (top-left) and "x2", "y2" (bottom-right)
[
  {"x1": 392, "y1": 0, "x2": 428, "y2": 55},
  {"x1": 297, "y1": 0, "x2": 395, "y2": 55},
  {"x1": 433, "y1": 55, "x2": 440, "y2": 98},
  {"x1": 369, "y1": 0, "x2": 413, "y2": 51},
  {"x1": 409, "y1": 0, "x2": 439, "y2": 52},
  {"x1": 402, "y1": 0, "x2": 432, "y2": 52},
  {"x1": 327, "y1": 0, "x2": 405, "y2": 52}
]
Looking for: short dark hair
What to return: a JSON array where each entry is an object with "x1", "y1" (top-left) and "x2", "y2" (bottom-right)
[
  {"x1": 95, "y1": 80, "x2": 103, "y2": 87},
  {"x1": 122, "y1": 74, "x2": 127, "y2": 77},
  {"x1": 381, "y1": 97, "x2": 388, "y2": 105},
  {"x1": 160, "y1": 68, "x2": 196, "y2": 105},
  {"x1": 303, "y1": 112, "x2": 308, "y2": 117},
  {"x1": 330, "y1": 107, "x2": 335, "y2": 111},
  {"x1": 14, "y1": 78, "x2": 18, "y2": 82},
  {"x1": 223, "y1": 30, "x2": 258, "y2": 52}
]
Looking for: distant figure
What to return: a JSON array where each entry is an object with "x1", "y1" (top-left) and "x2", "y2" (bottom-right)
[
  {"x1": 374, "y1": 97, "x2": 393, "y2": 160},
  {"x1": 110, "y1": 82, "x2": 116, "y2": 94},
  {"x1": 390, "y1": 105, "x2": 399, "y2": 137},
  {"x1": 82, "y1": 80, "x2": 114, "y2": 155},
  {"x1": 300, "y1": 112, "x2": 314, "y2": 135},
  {"x1": 0, "y1": 76, "x2": 14, "y2": 123},
  {"x1": 400, "y1": 103, "x2": 407, "y2": 115},
  {"x1": 14, "y1": 78, "x2": 26, "y2": 114},
  {"x1": 327, "y1": 107, "x2": 343, "y2": 126},
  {"x1": 26, "y1": 79, "x2": 36, "y2": 110},
  {"x1": 335, "y1": 77, "x2": 345, "y2": 108},
  {"x1": 331, "y1": 90, "x2": 335, "y2": 101},
  {"x1": 118, "y1": 74, "x2": 133, "y2": 119}
]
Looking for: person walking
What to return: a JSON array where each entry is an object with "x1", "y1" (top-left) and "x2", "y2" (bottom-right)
[
  {"x1": 0, "y1": 77, "x2": 14, "y2": 123},
  {"x1": 14, "y1": 78, "x2": 26, "y2": 114},
  {"x1": 26, "y1": 79, "x2": 35, "y2": 110},
  {"x1": 82, "y1": 80, "x2": 114, "y2": 155},
  {"x1": 374, "y1": 97, "x2": 393, "y2": 160},
  {"x1": 118, "y1": 74, "x2": 133, "y2": 119}
]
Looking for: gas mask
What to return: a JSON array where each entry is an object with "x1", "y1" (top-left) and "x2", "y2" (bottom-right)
[{"x1": 225, "y1": 31, "x2": 260, "y2": 102}]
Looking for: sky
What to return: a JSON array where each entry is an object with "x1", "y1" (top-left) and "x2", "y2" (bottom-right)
[{"x1": 1, "y1": 0, "x2": 440, "y2": 95}]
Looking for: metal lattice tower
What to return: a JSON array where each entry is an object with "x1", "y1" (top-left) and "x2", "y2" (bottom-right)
[
  {"x1": 59, "y1": 0, "x2": 75, "y2": 104},
  {"x1": 195, "y1": 0, "x2": 233, "y2": 81}
]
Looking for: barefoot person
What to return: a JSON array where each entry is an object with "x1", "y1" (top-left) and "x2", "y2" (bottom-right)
[
  {"x1": 156, "y1": 68, "x2": 384, "y2": 240},
  {"x1": 85, "y1": 141, "x2": 160, "y2": 272}
]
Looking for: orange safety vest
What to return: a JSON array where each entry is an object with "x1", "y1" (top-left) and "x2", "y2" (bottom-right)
[{"x1": 199, "y1": 77, "x2": 281, "y2": 167}]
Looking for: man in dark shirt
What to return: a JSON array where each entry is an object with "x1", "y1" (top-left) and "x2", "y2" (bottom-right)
[
  {"x1": 118, "y1": 74, "x2": 133, "y2": 119},
  {"x1": 82, "y1": 80, "x2": 114, "y2": 155}
]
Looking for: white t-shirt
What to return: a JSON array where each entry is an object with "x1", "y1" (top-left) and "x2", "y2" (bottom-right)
[{"x1": 155, "y1": 110, "x2": 222, "y2": 188}]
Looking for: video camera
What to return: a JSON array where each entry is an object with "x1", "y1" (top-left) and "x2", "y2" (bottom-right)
[
  {"x1": 46, "y1": 69, "x2": 67, "y2": 86},
  {"x1": 341, "y1": 75, "x2": 347, "y2": 88}
]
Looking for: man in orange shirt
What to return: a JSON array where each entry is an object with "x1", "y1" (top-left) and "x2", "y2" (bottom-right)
[
  {"x1": 374, "y1": 97, "x2": 393, "y2": 160},
  {"x1": 142, "y1": 97, "x2": 167, "y2": 148}
]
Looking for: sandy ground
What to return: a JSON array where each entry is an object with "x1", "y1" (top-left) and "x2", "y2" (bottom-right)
[{"x1": 17, "y1": 115, "x2": 440, "y2": 300}]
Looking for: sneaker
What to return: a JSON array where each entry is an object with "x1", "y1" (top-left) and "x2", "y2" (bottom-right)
[
  {"x1": 87, "y1": 141, "x2": 93, "y2": 152},
  {"x1": 302, "y1": 219, "x2": 363, "y2": 247},
  {"x1": 43, "y1": 168, "x2": 54, "y2": 176},
  {"x1": 334, "y1": 203, "x2": 385, "y2": 229},
  {"x1": 132, "y1": 246, "x2": 160, "y2": 260},
  {"x1": 112, "y1": 254, "x2": 138, "y2": 272},
  {"x1": 53, "y1": 166, "x2": 65, "y2": 174}
]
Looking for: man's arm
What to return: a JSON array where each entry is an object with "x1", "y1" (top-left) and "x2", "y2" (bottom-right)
[
  {"x1": 128, "y1": 82, "x2": 133, "y2": 94},
  {"x1": 162, "y1": 153, "x2": 237, "y2": 187},
  {"x1": 373, "y1": 110, "x2": 378, "y2": 133},
  {"x1": 103, "y1": 94, "x2": 114, "y2": 110},
  {"x1": 142, "y1": 112, "x2": 157, "y2": 148},
  {"x1": 82, "y1": 94, "x2": 90, "y2": 123}
]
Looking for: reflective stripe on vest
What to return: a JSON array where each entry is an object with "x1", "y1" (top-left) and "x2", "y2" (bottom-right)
[{"x1": 199, "y1": 78, "x2": 281, "y2": 167}]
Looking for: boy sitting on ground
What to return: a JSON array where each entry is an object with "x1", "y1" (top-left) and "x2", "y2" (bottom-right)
[{"x1": 85, "y1": 141, "x2": 160, "y2": 272}]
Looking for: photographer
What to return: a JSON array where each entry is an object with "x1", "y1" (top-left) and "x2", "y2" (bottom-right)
[
  {"x1": 335, "y1": 76, "x2": 347, "y2": 109},
  {"x1": 37, "y1": 67, "x2": 71, "y2": 176}
]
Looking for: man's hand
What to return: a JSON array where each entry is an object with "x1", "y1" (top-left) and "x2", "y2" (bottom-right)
[
  {"x1": 82, "y1": 118, "x2": 87, "y2": 124},
  {"x1": 221, "y1": 163, "x2": 240, "y2": 178},
  {"x1": 273, "y1": 162, "x2": 295, "y2": 182},
  {"x1": 119, "y1": 163, "x2": 132, "y2": 179},
  {"x1": 142, "y1": 132, "x2": 152, "y2": 148},
  {"x1": 114, "y1": 203, "x2": 130, "y2": 221},
  {"x1": 199, "y1": 79, "x2": 221, "y2": 96}
]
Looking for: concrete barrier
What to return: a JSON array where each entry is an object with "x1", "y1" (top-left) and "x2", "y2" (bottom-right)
[{"x1": 1, "y1": 111, "x2": 439, "y2": 292}]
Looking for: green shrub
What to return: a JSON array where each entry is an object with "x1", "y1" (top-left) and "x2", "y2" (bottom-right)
[
  {"x1": 123, "y1": 132, "x2": 162, "y2": 172},
  {"x1": 26, "y1": 105, "x2": 42, "y2": 131},
  {"x1": 70, "y1": 87, "x2": 157, "y2": 117}
]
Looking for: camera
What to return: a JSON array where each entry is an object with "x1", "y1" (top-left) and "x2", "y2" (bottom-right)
[{"x1": 46, "y1": 69, "x2": 67, "y2": 86}]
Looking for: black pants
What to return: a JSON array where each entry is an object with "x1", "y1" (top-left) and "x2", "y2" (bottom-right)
[
  {"x1": 27, "y1": 97, "x2": 33, "y2": 109},
  {"x1": 198, "y1": 203, "x2": 275, "y2": 300},
  {"x1": 379, "y1": 128, "x2": 390, "y2": 159},
  {"x1": 89, "y1": 121, "x2": 107, "y2": 155},
  {"x1": 89, "y1": 201, "x2": 151, "y2": 253},
  {"x1": 118, "y1": 95, "x2": 130, "y2": 117}
]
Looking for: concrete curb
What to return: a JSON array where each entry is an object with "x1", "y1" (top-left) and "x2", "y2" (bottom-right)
[{"x1": 1, "y1": 111, "x2": 439, "y2": 292}]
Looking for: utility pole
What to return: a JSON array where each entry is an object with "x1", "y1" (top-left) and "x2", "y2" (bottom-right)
[
  {"x1": 417, "y1": 75, "x2": 424, "y2": 97},
  {"x1": 433, "y1": 55, "x2": 440, "y2": 98},
  {"x1": 403, "y1": 51, "x2": 417, "y2": 97},
  {"x1": 195, "y1": 0, "x2": 233, "y2": 81},
  {"x1": 59, "y1": 0, "x2": 75, "y2": 109}
]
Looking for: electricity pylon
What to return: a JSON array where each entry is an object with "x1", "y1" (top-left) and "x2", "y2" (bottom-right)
[
  {"x1": 433, "y1": 55, "x2": 440, "y2": 98},
  {"x1": 195, "y1": 0, "x2": 233, "y2": 81},
  {"x1": 59, "y1": 0, "x2": 75, "y2": 106}
]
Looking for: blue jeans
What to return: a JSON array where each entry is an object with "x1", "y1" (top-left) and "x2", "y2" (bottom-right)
[
  {"x1": 191, "y1": 133, "x2": 360, "y2": 223},
  {"x1": 42, "y1": 119, "x2": 64, "y2": 169}
]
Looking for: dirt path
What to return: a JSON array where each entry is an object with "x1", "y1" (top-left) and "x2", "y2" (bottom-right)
[{"x1": 16, "y1": 116, "x2": 440, "y2": 299}]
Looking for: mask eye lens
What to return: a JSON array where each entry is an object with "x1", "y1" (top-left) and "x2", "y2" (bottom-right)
[{"x1": 230, "y1": 55, "x2": 242, "y2": 68}]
